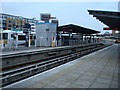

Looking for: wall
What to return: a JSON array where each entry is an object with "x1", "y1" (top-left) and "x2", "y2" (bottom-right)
[{"x1": 36, "y1": 23, "x2": 57, "y2": 47}]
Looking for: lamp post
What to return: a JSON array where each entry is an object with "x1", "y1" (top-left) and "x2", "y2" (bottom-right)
[
  {"x1": 28, "y1": 29, "x2": 31, "y2": 47},
  {"x1": 15, "y1": 32, "x2": 18, "y2": 49},
  {"x1": 24, "y1": 23, "x2": 31, "y2": 47}
]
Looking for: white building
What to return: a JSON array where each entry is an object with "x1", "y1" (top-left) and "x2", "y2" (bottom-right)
[
  {"x1": 28, "y1": 19, "x2": 38, "y2": 32},
  {"x1": 36, "y1": 23, "x2": 57, "y2": 47}
]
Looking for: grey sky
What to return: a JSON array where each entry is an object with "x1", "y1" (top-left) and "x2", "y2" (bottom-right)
[{"x1": 2, "y1": 2, "x2": 118, "y2": 34}]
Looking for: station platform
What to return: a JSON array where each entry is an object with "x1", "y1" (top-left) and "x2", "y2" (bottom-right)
[
  {"x1": 0, "y1": 46, "x2": 50, "y2": 55},
  {"x1": 0, "y1": 43, "x2": 100, "y2": 55},
  {"x1": 3, "y1": 44, "x2": 119, "y2": 89}
]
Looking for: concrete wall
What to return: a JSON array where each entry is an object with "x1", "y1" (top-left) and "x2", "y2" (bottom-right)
[
  {"x1": 36, "y1": 23, "x2": 57, "y2": 47},
  {"x1": 1, "y1": 43, "x2": 103, "y2": 69}
]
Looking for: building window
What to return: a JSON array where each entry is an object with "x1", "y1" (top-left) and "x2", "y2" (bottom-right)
[
  {"x1": 0, "y1": 27, "x2": 2, "y2": 30},
  {"x1": 3, "y1": 33, "x2": 8, "y2": 39},
  {"x1": 7, "y1": 16, "x2": 9, "y2": 18},
  {"x1": 8, "y1": 20, "x2": 12, "y2": 23},
  {"x1": 9, "y1": 16, "x2": 12, "y2": 19},
  {"x1": 31, "y1": 27, "x2": 35, "y2": 29},
  {"x1": 8, "y1": 28, "x2": 11, "y2": 30},
  {"x1": 3, "y1": 24, "x2": 6, "y2": 27},
  {"x1": 13, "y1": 17, "x2": 15, "y2": 19},
  {"x1": 46, "y1": 29, "x2": 49, "y2": 31},
  {"x1": 18, "y1": 35, "x2": 26, "y2": 40},
  {"x1": 3, "y1": 20, "x2": 6, "y2": 23},
  {"x1": 15, "y1": 17, "x2": 18, "y2": 20},
  {"x1": 8, "y1": 24, "x2": 12, "y2": 27},
  {"x1": 7, "y1": 61, "x2": 9, "y2": 64},
  {"x1": 2, "y1": 15, "x2": 7, "y2": 19},
  {"x1": 12, "y1": 21, "x2": 17, "y2": 25}
]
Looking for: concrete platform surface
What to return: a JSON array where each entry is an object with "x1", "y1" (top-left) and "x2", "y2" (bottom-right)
[{"x1": 3, "y1": 44, "x2": 119, "y2": 89}]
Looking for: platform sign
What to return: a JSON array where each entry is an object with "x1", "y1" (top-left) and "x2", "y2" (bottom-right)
[
  {"x1": 52, "y1": 36, "x2": 55, "y2": 47},
  {"x1": 103, "y1": 27, "x2": 119, "y2": 30}
]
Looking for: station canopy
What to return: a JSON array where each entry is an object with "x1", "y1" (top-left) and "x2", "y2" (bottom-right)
[
  {"x1": 57, "y1": 24, "x2": 100, "y2": 34},
  {"x1": 88, "y1": 10, "x2": 120, "y2": 31}
]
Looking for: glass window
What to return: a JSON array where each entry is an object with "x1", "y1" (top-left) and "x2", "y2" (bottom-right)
[
  {"x1": 3, "y1": 33, "x2": 8, "y2": 39},
  {"x1": 8, "y1": 24, "x2": 12, "y2": 27},
  {"x1": 2, "y1": 15, "x2": 7, "y2": 18},
  {"x1": 8, "y1": 20, "x2": 11, "y2": 23},
  {"x1": 31, "y1": 24, "x2": 34, "y2": 26},
  {"x1": 7, "y1": 16, "x2": 9, "y2": 18},
  {"x1": 10, "y1": 16, "x2": 12, "y2": 19},
  {"x1": 18, "y1": 35, "x2": 26, "y2": 40},
  {"x1": 31, "y1": 27, "x2": 35, "y2": 29},
  {"x1": 8, "y1": 28, "x2": 11, "y2": 30},
  {"x1": 0, "y1": 33, "x2": 2, "y2": 40}
]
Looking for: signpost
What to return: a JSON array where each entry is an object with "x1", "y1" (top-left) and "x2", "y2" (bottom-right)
[
  {"x1": 15, "y1": 32, "x2": 18, "y2": 49},
  {"x1": 23, "y1": 23, "x2": 31, "y2": 47},
  {"x1": 28, "y1": 30, "x2": 31, "y2": 47}
]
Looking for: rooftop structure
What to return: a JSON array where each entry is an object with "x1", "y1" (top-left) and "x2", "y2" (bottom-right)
[
  {"x1": 58, "y1": 24, "x2": 100, "y2": 34},
  {"x1": 40, "y1": 13, "x2": 51, "y2": 23},
  {"x1": 88, "y1": 10, "x2": 120, "y2": 31},
  {"x1": 40, "y1": 13, "x2": 59, "y2": 26}
]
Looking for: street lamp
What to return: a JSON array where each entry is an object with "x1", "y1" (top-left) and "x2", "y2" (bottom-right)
[{"x1": 28, "y1": 29, "x2": 31, "y2": 47}]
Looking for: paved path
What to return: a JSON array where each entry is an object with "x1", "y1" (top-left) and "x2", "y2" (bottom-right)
[{"x1": 4, "y1": 44, "x2": 119, "y2": 89}]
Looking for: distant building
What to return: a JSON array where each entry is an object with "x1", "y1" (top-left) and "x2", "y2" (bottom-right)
[
  {"x1": 40, "y1": 13, "x2": 59, "y2": 26},
  {"x1": 28, "y1": 18, "x2": 38, "y2": 32},
  {"x1": 0, "y1": 13, "x2": 38, "y2": 31},
  {"x1": 40, "y1": 13, "x2": 51, "y2": 23},
  {"x1": 50, "y1": 19, "x2": 59, "y2": 26}
]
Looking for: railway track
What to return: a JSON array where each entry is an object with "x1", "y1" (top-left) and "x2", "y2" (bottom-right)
[{"x1": 1, "y1": 44, "x2": 108, "y2": 87}]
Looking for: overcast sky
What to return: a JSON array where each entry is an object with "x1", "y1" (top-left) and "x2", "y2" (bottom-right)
[{"x1": 1, "y1": 1, "x2": 119, "y2": 34}]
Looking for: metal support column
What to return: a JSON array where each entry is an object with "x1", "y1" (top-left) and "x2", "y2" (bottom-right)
[
  {"x1": 60, "y1": 32, "x2": 62, "y2": 46},
  {"x1": 85, "y1": 34, "x2": 86, "y2": 43},
  {"x1": 93, "y1": 35, "x2": 95, "y2": 43},
  {"x1": 69, "y1": 32, "x2": 70, "y2": 45},
  {"x1": 71, "y1": 33, "x2": 73, "y2": 46}
]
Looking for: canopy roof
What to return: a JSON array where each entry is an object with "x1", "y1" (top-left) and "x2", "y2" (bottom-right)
[
  {"x1": 57, "y1": 24, "x2": 100, "y2": 34},
  {"x1": 88, "y1": 10, "x2": 120, "y2": 31}
]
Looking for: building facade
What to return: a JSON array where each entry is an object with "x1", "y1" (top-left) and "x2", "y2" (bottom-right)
[
  {"x1": 40, "y1": 13, "x2": 59, "y2": 26},
  {"x1": 36, "y1": 23, "x2": 57, "y2": 47},
  {"x1": 0, "y1": 13, "x2": 38, "y2": 31}
]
